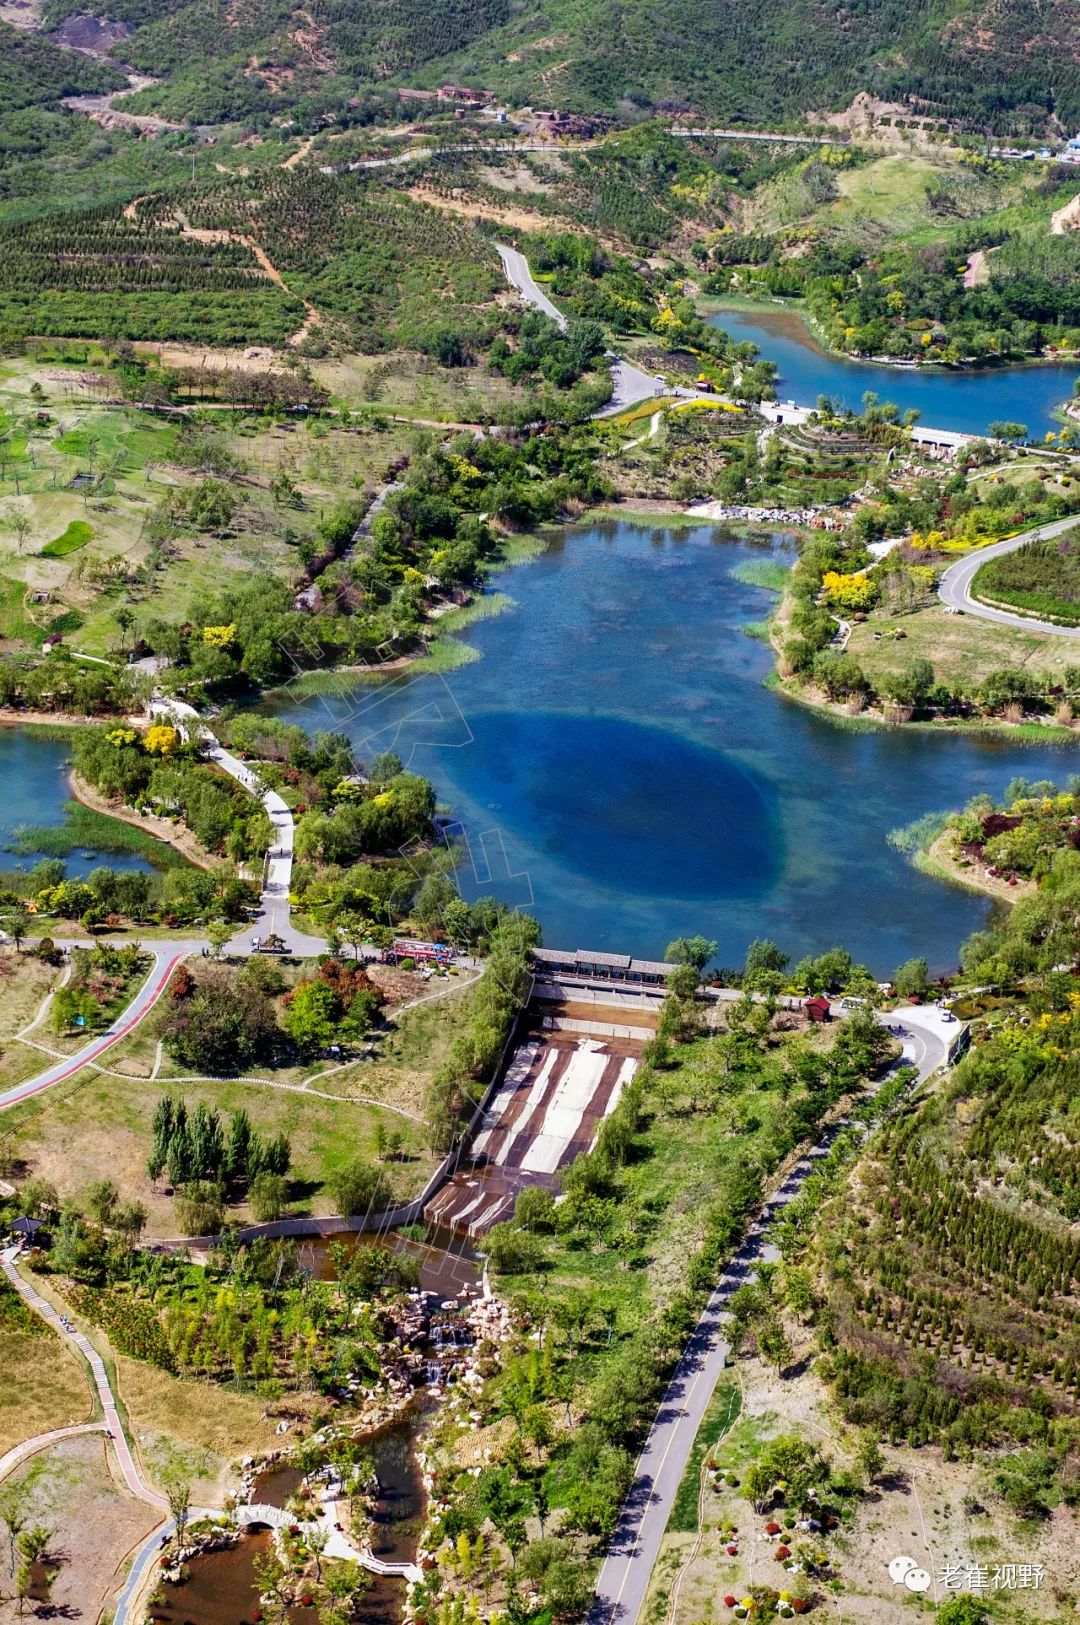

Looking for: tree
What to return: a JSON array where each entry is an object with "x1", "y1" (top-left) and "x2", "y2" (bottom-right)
[
  {"x1": 879, "y1": 659, "x2": 935, "y2": 710},
  {"x1": 2, "y1": 907, "x2": 29, "y2": 953},
  {"x1": 482, "y1": 1222, "x2": 545, "y2": 1276},
  {"x1": 514, "y1": 1187, "x2": 556, "y2": 1232},
  {"x1": 666, "y1": 962, "x2": 701, "y2": 1000},
  {"x1": 9, "y1": 513, "x2": 30, "y2": 555},
  {"x1": 988, "y1": 421, "x2": 1028, "y2": 443},
  {"x1": 249, "y1": 1171, "x2": 287, "y2": 1222},
  {"x1": 0, "y1": 1490, "x2": 26, "y2": 1581},
  {"x1": 17, "y1": 1177, "x2": 57, "y2": 1219},
  {"x1": 113, "y1": 1199, "x2": 147, "y2": 1241},
  {"x1": 166, "y1": 1479, "x2": 192, "y2": 1554},
  {"x1": 206, "y1": 918, "x2": 233, "y2": 960},
  {"x1": 84, "y1": 1178, "x2": 118, "y2": 1226},
  {"x1": 163, "y1": 966, "x2": 276, "y2": 1074},
  {"x1": 936, "y1": 1600, "x2": 989, "y2": 1625},
  {"x1": 744, "y1": 938, "x2": 789, "y2": 981},
  {"x1": 284, "y1": 978, "x2": 339, "y2": 1057},
  {"x1": 757, "y1": 1316, "x2": 793, "y2": 1376},
  {"x1": 665, "y1": 936, "x2": 717, "y2": 972},
  {"x1": 329, "y1": 1159, "x2": 391, "y2": 1219},
  {"x1": 174, "y1": 1180, "x2": 223, "y2": 1237},
  {"x1": 855, "y1": 1430, "x2": 885, "y2": 1487},
  {"x1": 894, "y1": 957, "x2": 931, "y2": 999}
]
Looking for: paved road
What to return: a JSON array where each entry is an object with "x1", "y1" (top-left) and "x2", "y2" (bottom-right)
[
  {"x1": 587, "y1": 1005, "x2": 954, "y2": 1625},
  {"x1": 496, "y1": 243, "x2": 570, "y2": 330},
  {"x1": 937, "y1": 515, "x2": 1080, "y2": 634},
  {"x1": 151, "y1": 700, "x2": 325, "y2": 955},
  {"x1": 0, "y1": 947, "x2": 193, "y2": 1111},
  {"x1": 495, "y1": 243, "x2": 664, "y2": 417}
]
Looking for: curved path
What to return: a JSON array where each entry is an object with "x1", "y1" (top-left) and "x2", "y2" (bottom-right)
[
  {"x1": 937, "y1": 515, "x2": 1080, "y2": 634},
  {"x1": 151, "y1": 699, "x2": 323, "y2": 955},
  {"x1": 587, "y1": 1004, "x2": 955, "y2": 1625},
  {"x1": 0, "y1": 1420, "x2": 107, "y2": 1484},
  {"x1": 495, "y1": 243, "x2": 663, "y2": 417},
  {"x1": 0, "y1": 1248, "x2": 168, "y2": 1512},
  {"x1": 0, "y1": 948, "x2": 193, "y2": 1111}
]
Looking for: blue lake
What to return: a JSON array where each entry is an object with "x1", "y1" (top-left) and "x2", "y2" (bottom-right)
[
  {"x1": 0, "y1": 729, "x2": 154, "y2": 876},
  {"x1": 279, "y1": 522, "x2": 1078, "y2": 974},
  {"x1": 709, "y1": 303, "x2": 1077, "y2": 439}
]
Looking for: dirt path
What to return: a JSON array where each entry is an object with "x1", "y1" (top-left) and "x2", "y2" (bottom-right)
[
  {"x1": 282, "y1": 133, "x2": 314, "y2": 170},
  {"x1": 171, "y1": 206, "x2": 320, "y2": 346},
  {"x1": 1052, "y1": 192, "x2": 1080, "y2": 235},
  {"x1": 407, "y1": 183, "x2": 579, "y2": 237}
]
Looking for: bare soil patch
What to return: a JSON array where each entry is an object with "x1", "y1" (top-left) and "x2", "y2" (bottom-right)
[
  {"x1": 643, "y1": 1338, "x2": 1074, "y2": 1625},
  {"x1": 0, "y1": 1431, "x2": 158, "y2": 1624}
]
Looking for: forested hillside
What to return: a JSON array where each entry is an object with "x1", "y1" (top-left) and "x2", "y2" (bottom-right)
[
  {"x1": 410, "y1": 0, "x2": 1080, "y2": 133},
  {"x1": 22, "y1": 0, "x2": 1080, "y2": 132}
]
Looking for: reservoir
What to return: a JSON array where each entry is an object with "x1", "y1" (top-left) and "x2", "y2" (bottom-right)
[
  {"x1": 279, "y1": 521, "x2": 1077, "y2": 975},
  {"x1": 708, "y1": 303, "x2": 1077, "y2": 439}
]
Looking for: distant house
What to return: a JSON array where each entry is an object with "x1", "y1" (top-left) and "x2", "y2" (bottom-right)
[{"x1": 804, "y1": 995, "x2": 831, "y2": 1023}]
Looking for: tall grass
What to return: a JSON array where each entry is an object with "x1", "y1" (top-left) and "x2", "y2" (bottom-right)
[{"x1": 8, "y1": 802, "x2": 185, "y2": 869}]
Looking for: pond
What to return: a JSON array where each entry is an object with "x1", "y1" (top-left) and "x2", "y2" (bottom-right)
[
  {"x1": 0, "y1": 729, "x2": 155, "y2": 876},
  {"x1": 278, "y1": 521, "x2": 1077, "y2": 975},
  {"x1": 708, "y1": 302, "x2": 1078, "y2": 439},
  {"x1": 152, "y1": 1408, "x2": 430, "y2": 1625}
]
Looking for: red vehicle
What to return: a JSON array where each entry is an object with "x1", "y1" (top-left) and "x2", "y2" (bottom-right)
[{"x1": 386, "y1": 937, "x2": 454, "y2": 967}]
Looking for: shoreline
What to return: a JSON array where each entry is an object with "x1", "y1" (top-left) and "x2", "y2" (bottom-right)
[
  {"x1": 701, "y1": 293, "x2": 1080, "y2": 378},
  {"x1": 67, "y1": 770, "x2": 212, "y2": 869},
  {"x1": 916, "y1": 829, "x2": 1034, "y2": 903},
  {"x1": 769, "y1": 668, "x2": 1080, "y2": 744}
]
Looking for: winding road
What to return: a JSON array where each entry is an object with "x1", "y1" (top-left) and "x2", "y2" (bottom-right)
[
  {"x1": 150, "y1": 699, "x2": 325, "y2": 955},
  {"x1": 587, "y1": 1004, "x2": 957, "y2": 1625},
  {"x1": 937, "y1": 514, "x2": 1080, "y2": 634},
  {"x1": 495, "y1": 244, "x2": 664, "y2": 416}
]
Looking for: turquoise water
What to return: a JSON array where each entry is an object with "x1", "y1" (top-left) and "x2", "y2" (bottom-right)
[
  {"x1": 710, "y1": 304, "x2": 1077, "y2": 439},
  {"x1": 0, "y1": 729, "x2": 154, "y2": 876},
  {"x1": 278, "y1": 522, "x2": 1077, "y2": 975}
]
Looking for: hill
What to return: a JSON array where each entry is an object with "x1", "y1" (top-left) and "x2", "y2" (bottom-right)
[{"x1": 31, "y1": 0, "x2": 1080, "y2": 135}]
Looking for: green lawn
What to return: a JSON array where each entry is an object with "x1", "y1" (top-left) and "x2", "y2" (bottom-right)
[
  {"x1": 667, "y1": 1381, "x2": 742, "y2": 1532},
  {"x1": 41, "y1": 520, "x2": 93, "y2": 558}
]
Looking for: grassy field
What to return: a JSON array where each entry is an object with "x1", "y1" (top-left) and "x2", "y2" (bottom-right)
[
  {"x1": 0, "y1": 357, "x2": 428, "y2": 658},
  {"x1": 0, "y1": 971, "x2": 483, "y2": 1234},
  {"x1": 743, "y1": 152, "x2": 1055, "y2": 251},
  {"x1": 312, "y1": 974, "x2": 480, "y2": 1117},
  {"x1": 845, "y1": 599, "x2": 1080, "y2": 691},
  {"x1": 0, "y1": 1320, "x2": 92, "y2": 1456},
  {"x1": 115, "y1": 1354, "x2": 286, "y2": 1500},
  {"x1": 0, "y1": 949, "x2": 65, "y2": 1092},
  {"x1": 1, "y1": 1062, "x2": 436, "y2": 1234}
]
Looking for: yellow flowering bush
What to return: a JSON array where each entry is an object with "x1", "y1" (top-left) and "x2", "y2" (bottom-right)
[
  {"x1": 821, "y1": 570, "x2": 876, "y2": 611},
  {"x1": 144, "y1": 724, "x2": 179, "y2": 756},
  {"x1": 202, "y1": 623, "x2": 237, "y2": 647}
]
